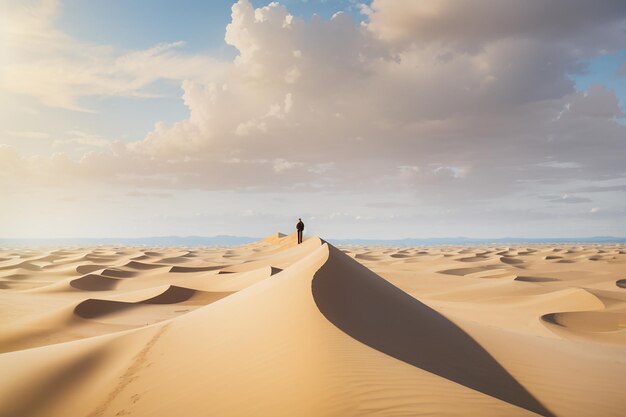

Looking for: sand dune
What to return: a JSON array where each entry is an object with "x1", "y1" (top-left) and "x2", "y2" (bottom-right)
[
  {"x1": 76, "y1": 264, "x2": 109, "y2": 275},
  {"x1": 542, "y1": 310, "x2": 625, "y2": 333},
  {"x1": 1, "y1": 237, "x2": 625, "y2": 416},
  {"x1": 313, "y1": 246, "x2": 553, "y2": 416},
  {"x1": 70, "y1": 274, "x2": 121, "y2": 291}
]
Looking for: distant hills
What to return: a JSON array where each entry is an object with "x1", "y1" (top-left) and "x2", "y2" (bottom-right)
[
  {"x1": 326, "y1": 236, "x2": 626, "y2": 246},
  {"x1": 0, "y1": 235, "x2": 258, "y2": 247},
  {"x1": 1, "y1": 235, "x2": 625, "y2": 248}
]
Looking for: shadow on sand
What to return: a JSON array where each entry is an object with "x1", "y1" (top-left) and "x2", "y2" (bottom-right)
[{"x1": 312, "y1": 244, "x2": 555, "y2": 417}]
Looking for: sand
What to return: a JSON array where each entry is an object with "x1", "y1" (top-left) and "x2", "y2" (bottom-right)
[{"x1": 0, "y1": 234, "x2": 625, "y2": 417}]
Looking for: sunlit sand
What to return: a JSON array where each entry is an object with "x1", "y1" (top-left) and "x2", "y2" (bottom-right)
[{"x1": 0, "y1": 234, "x2": 625, "y2": 417}]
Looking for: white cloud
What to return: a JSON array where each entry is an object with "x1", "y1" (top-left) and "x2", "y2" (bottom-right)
[
  {"x1": 548, "y1": 194, "x2": 593, "y2": 204},
  {"x1": 537, "y1": 161, "x2": 582, "y2": 169},
  {"x1": 52, "y1": 131, "x2": 112, "y2": 153},
  {"x1": 1, "y1": 0, "x2": 626, "y2": 235},
  {"x1": 4, "y1": 130, "x2": 50, "y2": 140},
  {"x1": 272, "y1": 158, "x2": 302, "y2": 173},
  {"x1": 0, "y1": 1, "x2": 224, "y2": 111}
]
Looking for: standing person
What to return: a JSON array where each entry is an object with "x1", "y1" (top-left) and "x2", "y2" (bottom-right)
[{"x1": 296, "y1": 218, "x2": 305, "y2": 244}]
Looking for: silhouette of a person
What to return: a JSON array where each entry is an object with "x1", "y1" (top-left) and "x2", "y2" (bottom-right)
[{"x1": 296, "y1": 218, "x2": 304, "y2": 244}]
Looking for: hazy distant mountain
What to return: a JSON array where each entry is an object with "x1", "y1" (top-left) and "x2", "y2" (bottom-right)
[
  {"x1": 0, "y1": 235, "x2": 258, "y2": 247},
  {"x1": 1, "y1": 235, "x2": 625, "y2": 248},
  {"x1": 327, "y1": 236, "x2": 626, "y2": 246}
]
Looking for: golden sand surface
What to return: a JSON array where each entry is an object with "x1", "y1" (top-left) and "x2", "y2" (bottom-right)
[{"x1": 0, "y1": 234, "x2": 625, "y2": 417}]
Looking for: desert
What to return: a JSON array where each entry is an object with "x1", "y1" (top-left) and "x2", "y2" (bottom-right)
[
  {"x1": 3, "y1": 0, "x2": 626, "y2": 416},
  {"x1": 1, "y1": 234, "x2": 625, "y2": 417}
]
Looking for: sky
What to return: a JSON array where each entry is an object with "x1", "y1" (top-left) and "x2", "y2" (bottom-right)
[{"x1": 1, "y1": 0, "x2": 625, "y2": 239}]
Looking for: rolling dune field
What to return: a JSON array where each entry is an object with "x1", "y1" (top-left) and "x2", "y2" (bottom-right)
[{"x1": 0, "y1": 234, "x2": 625, "y2": 417}]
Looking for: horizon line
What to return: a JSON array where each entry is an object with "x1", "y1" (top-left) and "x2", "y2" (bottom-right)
[{"x1": 1, "y1": 235, "x2": 625, "y2": 246}]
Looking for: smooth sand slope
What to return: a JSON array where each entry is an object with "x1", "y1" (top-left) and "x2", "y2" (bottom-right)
[{"x1": 0, "y1": 235, "x2": 625, "y2": 417}]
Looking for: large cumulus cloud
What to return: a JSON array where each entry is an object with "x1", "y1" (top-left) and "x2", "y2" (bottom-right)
[{"x1": 2, "y1": 0, "x2": 626, "y2": 211}]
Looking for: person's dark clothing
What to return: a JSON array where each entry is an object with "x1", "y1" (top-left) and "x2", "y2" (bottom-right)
[{"x1": 296, "y1": 220, "x2": 304, "y2": 244}]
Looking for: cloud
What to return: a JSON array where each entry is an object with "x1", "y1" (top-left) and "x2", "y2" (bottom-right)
[
  {"x1": 4, "y1": 130, "x2": 50, "y2": 140},
  {"x1": 581, "y1": 185, "x2": 626, "y2": 193},
  {"x1": 127, "y1": 191, "x2": 173, "y2": 199},
  {"x1": 1, "y1": 0, "x2": 626, "y2": 218},
  {"x1": 546, "y1": 194, "x2": 593, "y2": 204},
  {"x1": 564, "y1": 84, "x2": 625, "y2": 119},
  {"x1": 366, "y1": 0, "x2": 626, "y2": 52},
  {"x1": 52, "y1": 131, "x2": 111, "y2": 149},
  {"x1": 272, "y1": 158, "x2": 303, "y2": 173},
  {"x1": 0, "y1": 1, "x2": 224, "y2": 111}
]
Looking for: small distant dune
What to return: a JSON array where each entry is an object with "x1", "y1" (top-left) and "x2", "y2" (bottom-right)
[
  {"x1": 499, "y1": 256, "x2": 525, "y2": 266},
  {"x1": 437, "y1": 265, "x2": 501, "y2": 276},
  {"x1": 0, "y1": 261, "x2": 41, "y2": 271},
  {"x1": 262, "y1": 232, "x2": 287, "y2": 244},
  {"x1": 142, "y1": 285, "x2": 196, "y2": 304},
  {"x1": 389, "y1": 253, "x2": 411, "y2": 258},
  {"x1": 158, "y1": 256, "x2": 192, "y2": 264},
  {"x1": 458, "y1": 255, "x2": 489, "y2": 262},
  {"x1": 542, "y1": 311, "x2": 626, "y2": 334},
  {"x1": 75, "y1": 264, "x2": 108, "y2": 274},
  {"x1": 100, "y1": 268, "x2": 137, "y2": 278},
  {"x1": 73, "y1": 298, "x2": 141, "y2": 319},
  {"x1": 74, "y1": 286, "x2": 230, "y2": 319},
  {"x1": 123, "y1": 261, "x2": 167, "y2": 270},
  {"x1": 131, "y1": 254, "x2": 152, "y2": 261},
  {"x1": 70, "y1": 274, "x2": 121, "y2": 291}
]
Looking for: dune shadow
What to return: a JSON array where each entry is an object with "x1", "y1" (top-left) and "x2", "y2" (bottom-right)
[
  {"x1": 312, "y1": 245, "x2": 555, "y2": 417},
  {"x1": 515, "y1": 276, "x2": 560, "y2": 283},
  {"x1": 74, "y1": 299, "x2": 140, "y2": 319},
  {"x1": 500, "y1": 256, "x2": 526, "y2": 267},
  {"x1": 437, "y1": 265, "x2": 501, "y2": 277},
  {"x1": 142, "y1": 285, "x2": 196, "y2": 304},
  {"x1": 74, "y1": 286, "x2": 197, "y2": 319},
  {"x1": 70, "y1": 274, "x2": 120, "y2": 291},
  {"x1": 75, "y1": 264, "x2": 108, "y2": 275},
  {"x1": 123, "y1": 261, "x2": 167, "y2": 270},
  {"x1": 169, "y1": 265, "x2": 224, "y2": 273},
  {"x1": 100, "y1": 268, "x2": 136, "y2": 278},
  {"x1": 0, "y1": 350, "x2": 104, "y2": 417}
]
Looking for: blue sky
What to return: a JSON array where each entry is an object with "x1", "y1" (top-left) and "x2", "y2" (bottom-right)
[
  {"x1": 573, "y1": 50, "x2": 626, "y2": 111},
  {"x1": 1, "y1": 0, "x2": 625, "y2": 239},
  {"x1": 58, "y1": 0, "x2": 624, "y2": 95},
  {"x1": 53, "y1": 0, "x2": 375, "y2": 142},
  {"x1": 57, "y1": 0, "x2": 370, "y2": 53},
  {"x1": 55, "y1": 0, "x2": 626, "y2": 140}
]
